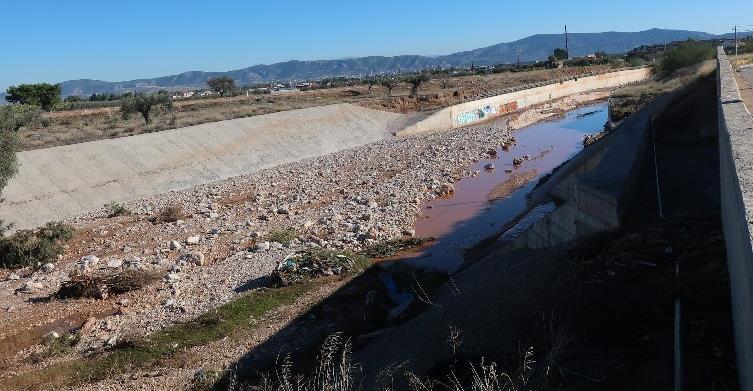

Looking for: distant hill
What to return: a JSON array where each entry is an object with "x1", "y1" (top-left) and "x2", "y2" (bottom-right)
[{"x1": 6, "y1": 28, "x2": 748, "y2": 97}]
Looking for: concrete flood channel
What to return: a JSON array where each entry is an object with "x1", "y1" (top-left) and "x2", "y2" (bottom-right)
[
  {"x1": 394, "y1": 102, "x2": 608, "y2": 272},
  {"x1": 234, "y1": 103, "x2": 613, "y2": 382}
]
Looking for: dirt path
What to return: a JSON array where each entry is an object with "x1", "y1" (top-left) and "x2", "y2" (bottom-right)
[{"x1": 736, "y1": 66, "x2": 753, "y2": 114}]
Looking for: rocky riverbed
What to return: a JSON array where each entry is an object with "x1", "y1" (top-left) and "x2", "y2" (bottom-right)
[{"x1": 0, "y1": 91, "x2": 607, "y2": 388}]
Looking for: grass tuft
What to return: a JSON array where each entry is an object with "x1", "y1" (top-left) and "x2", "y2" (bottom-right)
[
  {"x1": 4, "y1": 283, "x2": 315, "y2": 390},
  {"x1": 362, "y1": 237, "x2": 428, "y2": 258}
]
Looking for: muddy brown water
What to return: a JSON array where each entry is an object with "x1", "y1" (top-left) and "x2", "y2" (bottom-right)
[{"x1": 398, "y1": 103, "x2": 608, "y2": 272}]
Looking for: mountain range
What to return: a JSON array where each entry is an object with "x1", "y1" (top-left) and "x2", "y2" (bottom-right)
[{"x1": 4, "y1": 28, "x2": 750, "y2": 98}]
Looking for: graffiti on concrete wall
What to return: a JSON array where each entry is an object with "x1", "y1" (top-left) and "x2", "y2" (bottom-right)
[
  {"x1": 456, "y1": 104, "x2": 499, "y2": 125},
  {"x1": 456, "y1": 101, "x2": 519, "y2": 125},
  {"x1": 499, "y1": 101, "x2": 519, "y2": 114}
]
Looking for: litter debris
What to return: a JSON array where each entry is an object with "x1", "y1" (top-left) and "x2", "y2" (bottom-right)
[{"x1": 269, "y1": 249, "x2": 359, "y2": 287}]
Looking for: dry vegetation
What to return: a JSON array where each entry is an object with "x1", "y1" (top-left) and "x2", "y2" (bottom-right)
[
  {"x1": 609, "y1": 60, "x2": 716, "y2": 121},
  {"x1": 18, "y1": 66, "x2": 612, "y2": 150},
  {"x1": 730, "y1": 53, "x2": 753, "y2": 68}
]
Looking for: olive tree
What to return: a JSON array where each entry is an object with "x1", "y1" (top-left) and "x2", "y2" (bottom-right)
[
  {"x1": 207, "y1": 76, "x2": 237, "y2": 96},
  {"x1": 403, "y1": 74, "x2": 430, "y2": 96},
  {"x1": 5, "y1": 83, "x2": 62, "y2": 111},
  {"x1": 120, "y1": 92, "x2": 173, "y2": 124},
  {"x1": 0, "y1": 105, "x2": 40, "y2": 232},
  {"x1": 553, "y1": 48, "x2": 568, "y2": 60},
  {"x1": 379, "y1": 78, "x2": 397, "y2": 96}
]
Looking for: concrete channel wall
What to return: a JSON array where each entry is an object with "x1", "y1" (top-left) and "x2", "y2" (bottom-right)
[
  {"x1": 512, "y1": 71, "x2": 702, "y2": 249},
  {"x1": 717, "y1": 48, "x2": 753, "y2": 391},
  {"x1": 0, "y1": 104, "x2": 402, "y2": 230},
  {"x1": 396, "y1": 67, "x2": 651, "y2": 137}
]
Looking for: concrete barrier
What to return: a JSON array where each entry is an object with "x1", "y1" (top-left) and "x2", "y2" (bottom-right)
[
  {"x1": 396, "y1": 68, "x2": 651, "y2": 137},
  {"x1": 717, "y1": 47, "x2": 753, "y2": 391},
  {"x1": 0, "y1": 104, "x2": 402, "y2": 230}
]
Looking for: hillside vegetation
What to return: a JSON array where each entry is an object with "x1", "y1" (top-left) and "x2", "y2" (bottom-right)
[{"x1": 610, "y1": 41, "x2": 718, "y2": 121}]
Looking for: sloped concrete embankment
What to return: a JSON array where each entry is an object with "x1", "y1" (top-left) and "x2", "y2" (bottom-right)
[
  {"x1": 717, "y1": 48, "x2": 753, "y2": 391},
  {"x1": 396, "y1": 67, "x2": 650, "y2": 136},
  {"x1": 0, "y1": 104, "x2": 403, "y2": 230}
]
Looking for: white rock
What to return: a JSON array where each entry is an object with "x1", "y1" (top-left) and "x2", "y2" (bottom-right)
[
  {"x1": 182, "y1": 251, "x2": 205, "y2": 266},
  {"x1": 41, "y1": 263, "x2": 56, "y2": 273},
  {"x1": 165, "y1": 273, "x2": 181, "y2": 283},
  {"x1": 106, "y1": 259, "x2": 123, "y2": 268},
  {"x1": 254, "y1": 241, "x2": 270, "y2": 252},
  {"x1": 186, "y1": 236, "x2": 201, "y2": 245},
  {"x1": 81, "y1": 255, "x2": 100, "y2": 266},
  {"x1": 43, "y1": 331, "x2": 60, "y2": 345},
  {"x1": 169, "y1": 240, "x2": 183, "y2": 251},
  {"x1": 17, "y1": 281, "x2": 44, "y2": 293}
]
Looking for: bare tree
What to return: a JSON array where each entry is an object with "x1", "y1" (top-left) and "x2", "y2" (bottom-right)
[{"x1": 379, "y1": 78, "x2": 397, "y2": 96}]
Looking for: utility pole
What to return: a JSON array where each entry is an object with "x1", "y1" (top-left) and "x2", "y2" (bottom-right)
[
  {"x1": 734, "y1": 25, "x2": 738, "y2": 56},
  {"x1": 565, "y1": 25, "x2": 570, "y2": 59}
]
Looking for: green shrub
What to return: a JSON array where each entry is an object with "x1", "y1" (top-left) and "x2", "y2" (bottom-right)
[
  {"x1": 0, "y1": 222, "x2": 75, "y2": 269},
  {"x1": 266, "y1": 228, "x2": 297, "y2": 244},
  {"x1": 104, "y1": 202, "x2": 130, "y2": 218},
  {"x1": 657, "y1": 40, "x2": 715, "y2": 76}
]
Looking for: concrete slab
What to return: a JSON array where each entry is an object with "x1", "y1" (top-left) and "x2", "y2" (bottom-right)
[{"x1": 0, "y1": 104, "x2": 403, "y2": 229}]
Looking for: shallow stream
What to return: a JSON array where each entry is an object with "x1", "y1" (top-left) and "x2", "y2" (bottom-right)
[{"x1": 396, "y1": 102, "x2": 609, "y2": 272}]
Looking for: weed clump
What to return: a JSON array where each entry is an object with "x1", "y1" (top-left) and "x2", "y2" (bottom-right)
[
  {"x1": 44, "y1": 331, "x2": 81, "y2": 356},
  {"x1": 155, "y1": 204, "x2": 185, "y2": 223},
  {"x1": 0, "y1": 222, "x2": 74, "y2": 269},
  {"x1": 266, "y1": 228, "x2": 297, "y2": 245},
  {"x1": 104, "y1": 201, "x2": 131, "y2": 218},
  {"x1": 362, "y1": 237, "x2": 427, "y2": 258},
  {"x1": 270, "y1": 249, "x2": 369, "y2": 287},
  {"x1": 55, "y1": 270, "x2": 159, "y2": 300}
]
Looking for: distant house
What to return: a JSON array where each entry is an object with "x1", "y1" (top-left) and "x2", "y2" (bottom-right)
[{"x1": 171, "y1": 91, "x2": 195, "y2": 99}]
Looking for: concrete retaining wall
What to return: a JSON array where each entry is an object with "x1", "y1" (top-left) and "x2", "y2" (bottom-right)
[
  {"x1": 514, "y1": 70, "x2": 701, "y2": 250},
  {"x1": 717, "y1": 48, "x2": 753, "y2": 391},
  {"x1": 397, "y1": 68, "x2": 650, "y2": 136},
  {"x1": 0, "y1": 104, "x2": 402, "y2": 230}
]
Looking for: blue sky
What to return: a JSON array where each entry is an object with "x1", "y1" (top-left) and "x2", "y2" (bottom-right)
[{"x1": 3, "y1": 0, "x2": 752, "y2": 90}]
